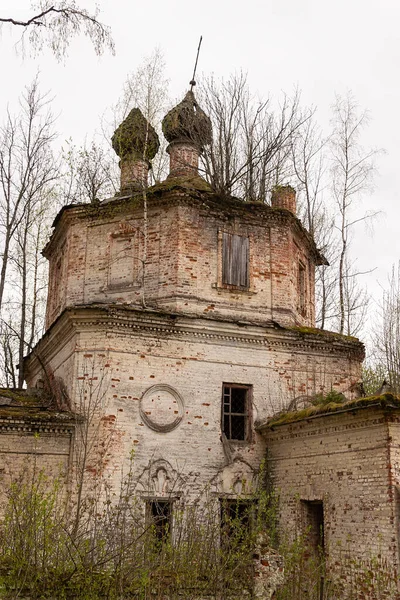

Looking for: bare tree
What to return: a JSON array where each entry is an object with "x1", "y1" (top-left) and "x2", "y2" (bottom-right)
[
  {"x1": 371, "y1": 263, "x2": 400, "y2": 393},
  {"x1": 62, "y1": 138, "x2": 117, "y2": 204},
  {"x1": 290, "y1": 117, "x2": 340, "y2": 330},
  {"x1": 198, "y1": 73, "x2": 310, "y2": 200},
  {"x1": 0, "y1": 77, "x2": 58, "y2": 386},
  {"x1": 0, "y1": 1, "x2": 114, "y2": 60},
  {"x1": 13, "y1": 194, "x2": 52, "y2": 387},
  {"x1": 291, "y1": 118, "x2": 328, "y2": 237},
  {"x1": 330, "y1": 93, "x2": 379, "y2": 335},
  {"x1": 105, "y1": 48, "x2": 170, "y2": 185},
  {"x1": 0, "y1": 77, "x2": 58, "y2": 311}
]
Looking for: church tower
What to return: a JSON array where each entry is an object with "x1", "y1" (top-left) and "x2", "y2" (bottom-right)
[{"x1": 24, "y1": 89, "x2": 364, "y2": 506}]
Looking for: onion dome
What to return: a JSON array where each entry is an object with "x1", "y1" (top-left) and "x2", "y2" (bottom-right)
[
  {"x1": 162, "y1": 91, "x2": 212, "y2": 148},
  {"x1": 112, "y1": 108, "x2": 160, "y2": 161}
]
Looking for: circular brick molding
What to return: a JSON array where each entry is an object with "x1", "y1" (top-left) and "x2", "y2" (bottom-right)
[{"x1": 139, "y1": 384, "x2": 184, "y2": 433}]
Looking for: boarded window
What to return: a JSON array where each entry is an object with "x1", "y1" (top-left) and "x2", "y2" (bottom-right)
[
  {"x1": 109, "y1": 235, "x2": 135, "y2": 288},
  {"x1": 147, "y1": 500, "x2": 172, "y2": 542},
  {"x1": 222, "y1": 233, "x2": 249, "y2": 288},
  {"x1": 222, "y1": 384, "x2": 251, "y2": 441}
]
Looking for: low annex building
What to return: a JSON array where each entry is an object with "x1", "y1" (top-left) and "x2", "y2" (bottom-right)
[
  {"x1": 258, "y1": 393, "x2": 400, "y2": 590},
  {"x1": 1, "y1": 85, "x2": 396, "y2": 595}
]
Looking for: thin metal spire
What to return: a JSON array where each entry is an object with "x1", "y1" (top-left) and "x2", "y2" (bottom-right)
[{"x1": 189, "y1": 36, "x2": 203, "y2": 91}]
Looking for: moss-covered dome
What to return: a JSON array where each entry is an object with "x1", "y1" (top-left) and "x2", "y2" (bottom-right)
[
  {"x1": 112, "y1": 108, "x2": 160, "y2": 161},
  {"x1": 162, "y1": 91, "x2": 212, "y2": 147}
]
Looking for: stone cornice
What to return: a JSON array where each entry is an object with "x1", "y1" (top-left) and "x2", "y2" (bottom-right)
[
  {"x1": 0, "y1": 414, "x2": 76, "y2": 435},
  {"x1": 25, "y1": 304, "x2": 364, "y2": 371}
]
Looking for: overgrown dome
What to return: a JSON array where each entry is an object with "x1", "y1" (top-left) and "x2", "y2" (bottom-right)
[
  {"x1": 162, "y1": 91, "x2": 212, "y2": 147},
  {"x1": 112, "y1": 108, "x2": 160, "y2": 161}
]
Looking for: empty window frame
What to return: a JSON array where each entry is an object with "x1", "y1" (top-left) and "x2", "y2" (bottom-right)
[
  {"x1": 222, "y1": 384, "x2": 251, "y2": 441},
  {"x1": 147, "y1": 500, "x2": 172, "y2": 542},
  {"x1": 222, "y1": 232, "x2": 250, "y2": 288}
]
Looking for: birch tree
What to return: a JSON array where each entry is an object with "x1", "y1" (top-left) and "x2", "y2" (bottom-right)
[
  {"x1": 0, "y1": 1, "x2": 114, "y2": 60},
  {"x1": 371, "y1": 263, "x2": 400, "y2": 393},
  {"x1": 0, "y1": 78, "x2": 58, "y2": 386},
  {"x1": 330, "y1": 94, "x2": 378, "y2": 335},
  {"x1": 198, "y1": 73, "x2": 309, "y2": 200}
]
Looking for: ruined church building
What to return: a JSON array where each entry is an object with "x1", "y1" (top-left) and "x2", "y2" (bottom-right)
[{"x1": 1, "y1": 87, "x2": 400, "y2": 593}]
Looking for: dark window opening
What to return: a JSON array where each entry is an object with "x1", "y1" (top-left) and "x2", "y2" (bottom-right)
[
  {"x1": 220, "y1": 499, "x2": 253, "y2": 544},
  {"x1": 298, "y1": 261, "x2": 306, "y2": 315},
  {"x1": 301, "y1": 500, "x2": 324, "y2": 555},
  {"x1": 148, "y1": 500, "x2": 172, "y2": 542},
  {"x1": 222, "y1": 384, "x2": 251, "y2": 441},
  {"x1": 301, "y1": 500, "x2": 325, "y2": 599},
  {"x1": 222, "y1": 232, "x2": 249, "y2": 288}
]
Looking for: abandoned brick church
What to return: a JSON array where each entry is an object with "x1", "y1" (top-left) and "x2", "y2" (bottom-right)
[{"x1": 1, "y1": 88, "x2": 400, "y2": 593}]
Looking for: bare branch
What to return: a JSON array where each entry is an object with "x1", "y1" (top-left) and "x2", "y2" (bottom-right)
[{"x1": 0, "y1": 1, "x2": 114, "y2": 60}]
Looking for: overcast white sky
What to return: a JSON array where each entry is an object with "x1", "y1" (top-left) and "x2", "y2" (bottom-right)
[{"x1": 0, "y1": 0, "x2": 399, "y2": 343}]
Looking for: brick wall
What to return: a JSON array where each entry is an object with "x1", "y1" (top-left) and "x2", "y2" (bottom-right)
[
  {"x1": 264, "y1": 408, "x2": 400, "y2": 591},
  {"x1": 0, "y1": 418, "x2": 74, "y2": 504},
  {"x1": 25, "y1": 307, "x2": 363, "y2": 505},
  {"x1": 44, "y1": 191, "x2": 323, "y2": 330}
]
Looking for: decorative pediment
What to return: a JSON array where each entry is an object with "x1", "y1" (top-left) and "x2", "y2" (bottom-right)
[{"x1": 214, "y1": 458, "x2": 257, "y2": 496}]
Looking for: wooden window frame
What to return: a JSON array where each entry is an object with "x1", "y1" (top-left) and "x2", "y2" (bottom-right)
[
  {"x1": 222, "y1": 383, "x2": 252, "y2": 442},
  {"x1": 49, "y1": 241, "x2": 67, "y2": 319}
]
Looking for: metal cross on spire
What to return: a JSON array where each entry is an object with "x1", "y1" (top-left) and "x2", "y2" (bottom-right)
[{"x1": 189, "y1": 36, "x2": 203, "y2": 91}]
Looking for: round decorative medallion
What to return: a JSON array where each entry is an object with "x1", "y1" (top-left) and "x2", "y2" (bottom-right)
[{"x1": 139, "y1": 384, "x2": 184, "y2": 433}]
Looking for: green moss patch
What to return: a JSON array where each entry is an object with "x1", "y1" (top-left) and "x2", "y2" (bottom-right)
[
  {"x1": 266, "y1": 393, "x2": 400, "y2": 428},
  {"x1": 288, "y1": 325, "x2": 360, "y2": 344},
  {"x1": 0, "y1": 388, "x2": 40, "y2": 406},
  {"x1": 150, "y1": 176, "x2": 212, "y2": 195},
  {"x1": 0, "y1": 388, "x2": 77, "y2": 422}
]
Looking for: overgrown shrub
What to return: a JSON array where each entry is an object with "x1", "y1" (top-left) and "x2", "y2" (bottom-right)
[{"x1": 0, "y1": 459, "x2": 276, "y2": 599}]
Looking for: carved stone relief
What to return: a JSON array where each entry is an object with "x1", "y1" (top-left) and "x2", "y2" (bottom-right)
[{"x1": 214, "y1": 458, "x2": 257, "y2": 496}]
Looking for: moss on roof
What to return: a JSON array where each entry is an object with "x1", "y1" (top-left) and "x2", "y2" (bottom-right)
[
  {"x1": 111, "y1": 107, "x2": 159, "y2": 161},
  {"x1": 149, "y1": 175, "x2": 213, "y2": 195},
  {"x1": 264, "y1": 393, "x2": 400, "y2": 428},
  {"x1": 0, "y1": 388, "x2": 77, "y2": 423},
  {"x1": 288, "y1": 325, "x2": 360, "y2": 344},
  {"x1": 0, "y1": 388, "x2": 42, "y2": 406}
]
